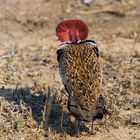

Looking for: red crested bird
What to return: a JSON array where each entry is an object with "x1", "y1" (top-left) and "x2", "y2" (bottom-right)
[{"x1": 56, "y1": 19, "x2": 108, "y2": 133}]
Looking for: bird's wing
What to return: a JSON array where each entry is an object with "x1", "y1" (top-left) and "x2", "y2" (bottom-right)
[
  {"x1": 57, "y1": 45, "x2": 73, "y2": 96},
  {"x1": 57, "y1": 42, "x2": 101, "y2": 112}
]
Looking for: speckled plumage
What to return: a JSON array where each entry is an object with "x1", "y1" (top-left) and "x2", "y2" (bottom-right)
[{"x1": 57, "y1": 40, "x2": 107, "y2": 122}]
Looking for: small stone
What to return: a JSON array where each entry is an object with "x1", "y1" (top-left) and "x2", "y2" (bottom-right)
[{"x1": 82, "y1": 0, "x2": 93, "y2": 6}]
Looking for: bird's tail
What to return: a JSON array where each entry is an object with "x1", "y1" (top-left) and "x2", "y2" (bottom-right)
[{"x1": 93, "y1": 95, "x2": 109, "y2": 120}]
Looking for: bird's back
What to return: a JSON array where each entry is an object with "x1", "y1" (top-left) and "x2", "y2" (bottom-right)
[{"x1": 57, "y1": 41, "x2": 105, "y2": 121}]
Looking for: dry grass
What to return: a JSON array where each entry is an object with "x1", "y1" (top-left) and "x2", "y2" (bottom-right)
[{"x1": 0, "y1": 0, "x2": 140, "y2": 140}]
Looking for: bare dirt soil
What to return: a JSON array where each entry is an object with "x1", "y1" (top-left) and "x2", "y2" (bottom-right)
[{"x1": 0, "y1": 0, "x2": 140, "y2": 140}]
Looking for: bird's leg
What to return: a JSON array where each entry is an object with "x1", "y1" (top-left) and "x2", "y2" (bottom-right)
[
  {"x1": 104, "y1": 115, "x2": 110, "y2": 132},
  {"x1": 60, "y1": 94, "x2": 65, "y2": 130},
  {"x1": 74, "y1": 119, "x2": 80, "y2": 136},
  {"x1": 89, "y1": 120, "x2": 96, "y2": 135},
  {"x1": 91, "y1": 121, "x2": 93, "y2": 132},
  {"x1": 60, "y1": 105, "x2": 64, "y2": 129}
]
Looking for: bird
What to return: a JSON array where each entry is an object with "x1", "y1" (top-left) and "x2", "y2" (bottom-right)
[{"x1": 56, "y1": 19, "x2": 108, "y2": 133}]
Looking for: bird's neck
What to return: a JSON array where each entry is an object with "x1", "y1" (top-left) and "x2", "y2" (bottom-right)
[{"x1": 69, "y1": 30, "x2": 78, "y2": 43}]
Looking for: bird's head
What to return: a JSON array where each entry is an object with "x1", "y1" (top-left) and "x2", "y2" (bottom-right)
[{"x1": 56, "y1": 19, "x2": 88, "y2": 43}]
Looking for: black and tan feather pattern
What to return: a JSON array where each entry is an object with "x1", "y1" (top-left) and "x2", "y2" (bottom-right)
[{"x1": 57, "y1": 41, "x2": 107, "y2": 122}]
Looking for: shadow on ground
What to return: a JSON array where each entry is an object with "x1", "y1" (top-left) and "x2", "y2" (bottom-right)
[{"x1": 0, "y1": 87, "x2": 89, "y2": 136}]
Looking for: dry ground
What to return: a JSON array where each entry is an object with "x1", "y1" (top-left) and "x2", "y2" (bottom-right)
[{"x1": 0, "y1": 0, "x2": 140, "y2": 140}]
